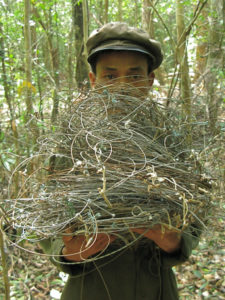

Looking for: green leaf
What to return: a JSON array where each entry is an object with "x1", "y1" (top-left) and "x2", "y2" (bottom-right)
[
  {"x1": 199, "y1": 281, "x2": 208, "y2": 290},
  {"x1": 51, "y1": 279, "x2": 64, "y2": 285},
  {"x1": 193, "y1": 270, "x2": 202, "y2": 278}
]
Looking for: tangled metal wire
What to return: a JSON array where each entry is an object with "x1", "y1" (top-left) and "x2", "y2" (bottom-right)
[{"x1": 3, "y1": 89, "x2": 212, "y2": 245}]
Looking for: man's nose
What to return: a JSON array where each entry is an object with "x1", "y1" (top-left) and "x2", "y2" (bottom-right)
[{"x1": 116, "y1": 76, "x2": 129, "y2": 84}]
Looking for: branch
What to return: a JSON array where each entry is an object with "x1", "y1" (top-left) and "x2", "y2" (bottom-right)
[
  {"x1": 185, "y1": 0, "x2": 208, "y2": 37},
  {"x1": 177, "y1": 0, "x2": 208, "y2": 46},
  {"x1": 89, "y1": 11, "x2": 103, "y2": 27},
  {"x1": 148, "y1": 0, "x2": 176, "y2": 48},
  {"x1": 31, "y1": 4, "x2": 47, "y2": 33}
]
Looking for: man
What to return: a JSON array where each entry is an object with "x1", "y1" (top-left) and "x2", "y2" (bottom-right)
[{"x1": 41, "y1": 22, "x2": 200, "y2": 300}]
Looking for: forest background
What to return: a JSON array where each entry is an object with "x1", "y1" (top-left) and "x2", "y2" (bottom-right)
[{"x1": 0, "y1": 0, "x2": 224, "y2": 299}]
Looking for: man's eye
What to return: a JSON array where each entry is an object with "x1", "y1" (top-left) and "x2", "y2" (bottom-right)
[
  {"x1": 131, "y1": 75, "x2": 142, "y2": 80},
  {"x1": 104, "y1": 74, "x2": 115, "y2": 80}
]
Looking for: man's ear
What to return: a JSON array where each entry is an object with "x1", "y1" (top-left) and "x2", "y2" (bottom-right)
[
  {"x1": 89, "y1": 71, "x2": 96, "y2": 89},
  {"x1": 148, "y1": 72, "x2": 155, "y2": 87}
]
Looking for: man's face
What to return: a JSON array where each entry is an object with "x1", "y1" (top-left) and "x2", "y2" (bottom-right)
[{"x1": 89, "y1": 51, "x2": 155, "y2": 98}]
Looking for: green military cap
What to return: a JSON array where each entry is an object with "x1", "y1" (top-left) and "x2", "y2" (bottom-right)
[{"x1": 87, "y1": 22, "x2": 163, "y2": 72}]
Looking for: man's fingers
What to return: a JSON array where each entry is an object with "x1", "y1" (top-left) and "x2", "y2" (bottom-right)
[
  {"x1": 63, "y1": 231, "x2": 116, "y2": 248},
  {"x1": 62, "y1": 233, "x2": 116, "y2": 261},
  {"x1": 62, "y1": 227, "x2": 76, "y2": 242},
  {"x1": 85, "y1": 233, "x2": 116, "y2": 248},
  {"x1": 86, "y1": 234, "x2": 115, "y2": 252},
  {"x1": 131, "y1": 227, "x2": 151, "y2": 234},
  {"x1": 131, "y1": 225, "x2": 181, "y2": 234}
]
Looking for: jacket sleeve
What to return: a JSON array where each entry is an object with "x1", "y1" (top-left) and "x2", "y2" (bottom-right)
[{"x1": 160, "y1": 224, "x2": 201, "y2": 268}]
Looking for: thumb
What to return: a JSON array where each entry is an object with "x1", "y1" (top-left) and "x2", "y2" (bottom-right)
[{"x1": 62, "y1": 227, "x2": 75, "y2": 243}]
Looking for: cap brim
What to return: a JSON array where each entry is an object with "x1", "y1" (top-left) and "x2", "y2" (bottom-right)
[{"x1": 87, "y1": 40, "x2": 155, "y2": 64}]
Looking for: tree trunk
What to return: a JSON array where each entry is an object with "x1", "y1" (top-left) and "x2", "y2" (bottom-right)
[
  {"x1": 31, "y1": 24, "x2": 44, "y2": 123},
  {"x1": 32, "y1": 4, "x2": 60, "y2": 123},
  {"x1": 118, "y1": 0, "x2": 122, "y2": 22},
  {"x1": 67, "y1": 25, "x2": 75, "y2": 103},
  {"x1": 0, "y1": 23, "x2": 14, "y2": 122},
  {"x1": 194, "y1": 5, "x2": 209, "y2": 81},
  {"x1": 49, "y1": 9, "x2": 60, "y2": 123},
  {"x1": 142, "y1": 1, "x2": 165, "y2": 84},
  {"x1": 0, "y1": 221, "x2": 10, "y2": 300},
  {"x1": 205, "y1": 0, "x2": 224, "y2": 135},
  {"x1": 24, "y1": 0, "x2": 33, "y2": 118},
  {"x1": 72, "y1": 0, "x2": 89, "y2": 89},
  {"x1": 176, "y1": 0, "x2": 192, "y2": 146},
  {"x1": 104, "y1": 0, "x2": 109, "y2": 24},
  {"x1": 142, "y1": 0, "x2": 151, "y2": 34},
  {"x1": 0, "y1": 23, "x2": 20, "y2": 195},
  {"x1": 24, "y1": 0, "x2": 39, "y2": 144},
  {"x1": 82, "y1": 0, "x2": 89, "y2": 63}
]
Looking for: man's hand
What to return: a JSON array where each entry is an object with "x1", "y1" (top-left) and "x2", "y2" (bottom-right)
[
  {"x1": 131, "y1": 225, "x2": 181, "y2": 254},
  {"x1": 62, "y1": 228, "x2": 116, "y2": 262}
]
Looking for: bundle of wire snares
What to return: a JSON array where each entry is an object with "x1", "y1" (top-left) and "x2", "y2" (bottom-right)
[{"x1": 4, "y1": 87, "x2": 212, "y2": 247}]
